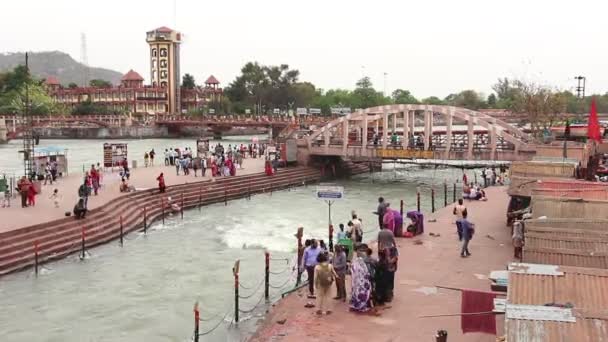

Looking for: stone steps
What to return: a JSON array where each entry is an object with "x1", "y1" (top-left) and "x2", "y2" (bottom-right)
[{"x1": 0, "y1": 167, "x2": 321, "y2": 276}]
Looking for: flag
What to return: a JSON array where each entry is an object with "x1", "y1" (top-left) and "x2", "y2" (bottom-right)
[{"x1": 588, "y1": 97, "x2": 602, "y2": 143}]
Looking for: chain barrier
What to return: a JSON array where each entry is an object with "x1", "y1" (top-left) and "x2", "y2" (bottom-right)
[
  {"x1": 238, "y1": 276, "x2": 264, "y2": 291},
  {"x1": 268, "y1": 266, "x2": 291, "y2": 275},
  {"x1": 237, "y1": 292, "x2": 266, "y2": 314},
  {"x1": 196, "y1": 306, "x2": 233, "y2": 337}
]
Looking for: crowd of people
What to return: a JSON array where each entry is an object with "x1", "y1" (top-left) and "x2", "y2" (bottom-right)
[{"x1": 300, "y1": 206, "x2": 399, "y2": 316}]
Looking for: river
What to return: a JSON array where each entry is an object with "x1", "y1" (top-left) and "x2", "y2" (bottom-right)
[{"x1": 0, "y1": 139, "x2": 480, "y2": 342}]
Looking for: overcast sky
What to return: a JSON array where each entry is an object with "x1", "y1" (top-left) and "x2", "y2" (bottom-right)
[{"x1": 3, "y1": 0, "x2": 607, "y2": 98}]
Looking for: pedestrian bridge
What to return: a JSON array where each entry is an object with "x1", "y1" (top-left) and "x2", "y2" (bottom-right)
[{"x1": 305, "y1": 104, "x2": 536, "y2": 161}]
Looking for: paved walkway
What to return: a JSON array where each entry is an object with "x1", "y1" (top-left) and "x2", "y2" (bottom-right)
[
  {"x1": 2, "y1": 158, "x2": 266, "y2": 232},
  {"x1": 251, "y1": 186, "x2": 513, "y2": 342}
]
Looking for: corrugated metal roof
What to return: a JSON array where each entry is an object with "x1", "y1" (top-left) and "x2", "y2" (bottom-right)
[
  {"x1": 527, "y1": 226, "x2": 608, "y2": 239},
  {"x1": 506, "y1": 264, "x2": 608, "y2": 341},
  {"x1": 523, "y1": 248, "x2": 608, "y2": 269},
  {"x1": 526, "y1": 218, "x2": 608, "y2": 231},
  {"x1": 526, "y1": 234, "x2": 608, "y2": 253}
]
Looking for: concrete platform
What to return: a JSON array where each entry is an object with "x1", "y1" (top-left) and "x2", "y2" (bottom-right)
[
  {"x1": 2, "y1": 157, "x2": 266, "y2": 233},
  {"x1": 251, "y1": 186, "x2": 513, "y2": 342}
]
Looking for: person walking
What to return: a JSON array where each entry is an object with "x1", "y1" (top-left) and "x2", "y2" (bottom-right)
[
  {"x1": 512, "y1": 220, "x2": 524, "y2": 260},
  {"x1": 144, "y1": 152, "x2": 150, "y2": 167},
  {"x1": 149, "y1": 149, "x2": 155, "y2": 166},
  {"x1": 453, "y1": 198, "x2": 467, "y2": 239},
  {"x1": 332, "y1": 245, "x2": 347, "y2": 301},
  {"x1": 49, "y1": 188, "x2": 61, "y2": 208},
  {"x1": 201, "y1": 157, "x2": 207, "y2": 177},
  {"x1": 90, "y1": 165, "x2": 100, "y2": 196},
  {"x1": 78, "y1": 181, "x2": 90, "y2": 209},
  {"x1": 301, "y1": 239, "x2": 321, "y2": 298},
  {"x1": 457, "y1": 211, "x2": 474, "y2": 257},
  {"x1": 157, "y1": 173, "x2": 166, "y2": 193},
  {"x1": 314, "y1": 252, "x2": 339, "y2": 315},
  {"x1": 17, "y1": 176, "x2": 31, "y2": 208},
  {"x1": 164, "y1": 149, "x2": 170, "y2": 166},
  {"x1": 27, "y1": 182, "x2": 37, "y2": 207},
  {"x1": 43, "y1": 163, "x2": 53, "y2": 185}
]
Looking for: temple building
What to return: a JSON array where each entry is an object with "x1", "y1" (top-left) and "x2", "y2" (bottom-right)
[{"x1": 46, "y1": 27, "x2": 222, "y2": 115}]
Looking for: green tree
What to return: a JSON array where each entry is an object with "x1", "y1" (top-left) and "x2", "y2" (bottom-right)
[
  {"x1": 421, "y1": 96, "x2": 444, "y2": 105},
  {"x1": 391, "y1": 89, "x2": 419, "y2": 104},
  {"x1": 0, "y1": 65, "x2": 61, "y2": 115},
  {"x1": 182, "y1": 73, "x2": 196, "y2": 89},
  {"x1": 487, "y1": 93, "x2": 497, "y2": 107},
  {"x1": 68, "y1": 82, "x2": 78, "y2": 89},
  {"x1": 444, "y1": 90, "x2": 487, "y2": 110},
  {"x1": 89, "y1": 79, "x2": 112, "y2": 88}
]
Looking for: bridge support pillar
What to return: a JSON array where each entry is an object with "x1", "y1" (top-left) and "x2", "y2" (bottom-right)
[
  {"x1": 342, "y1": 119, "x2": 349, "y2": 156},
  {"x1": 382, "y1": 110, "x2": 388, "y2": 149},
  {"x1": 409, "y1": 111, "x2": 415, "y2": 147},
  {"x1": 0, "y1": 119, "x2": 7, "y2": 143},
  {"x1": 445, "y1": 110, "x2": 453, "y2": 155},
  {"x1": 402, "y1": 111, "x2": 409, "y2": 148},
  {"x1": 423, "y1": 111, "x2": 431, "y2": 150},
  {"x1": 467, "y1": 118, "x2": 474, "y2": 159},
  {"x1": 392, "y1": 112, "x2": 397, "y2": 133},
  {"x1": 362, "y1": 112, "x2": 368, "y2": 147},
  {"x1": 490, "y1": 126, "x2": 497, "y2": 160}
]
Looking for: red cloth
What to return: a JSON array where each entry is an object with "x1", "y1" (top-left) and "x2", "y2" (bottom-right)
[
  {"x1": 461, "y1": 289, "x2": 497, "y2": 335},
  {"x1": 588, "y1": 97, "x2": 602, "y2": 143}
]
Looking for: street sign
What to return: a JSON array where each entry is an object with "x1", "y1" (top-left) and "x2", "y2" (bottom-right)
[
  {"x1": 309, "y1": 108, "x2": 322, "y2": 115},
  {"x1": 209, "y1": 108, "x2": 215, "y2": 114},
  {"x1": 245, "y1": 109, "x2": 251, "y2": 114},
  {"x1": 296, "y1": 107, "x2": 308, "y2": 115},
  {"x1": 316, "y1": 185, "x2": 344, "y2": 200},
  {"x1": 331, "y1": 107, "x2": 351, "y2": 115},
  {"x1": 273, "y1": 108, "x2": 280, "y2": 114}
]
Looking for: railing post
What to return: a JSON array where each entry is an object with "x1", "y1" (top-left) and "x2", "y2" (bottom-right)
[
  {"x1": 417, "y1": 191, "x2": 421, "y2": 212},
  {"x1": 444, "y1": 182, "x2": 448, "y2": 207},
  {"x1": 234, "y1": 262, "x2": 240, "y2": 323},
  {"x1": 453, "y1": 183, "x2": 457, "y2": 203},
  {"x1": 431, "y1": 188, "x2": 435, "y2": 213},
  {"x1": 81, "y1": 227, "x2": 86, "y2": 259},
  {"x1": 400, "y1": 199, "x2": 404, "y2": 216},
  {"x1": 143, "y1": 207, "x2": 147, "y2": 234},
  {"x1": 224, "y1": 189, "x2": 228, "y2": 206},
  {"x1": 180, "y1": 192, "x2": 184, "y2": 219},
  {"x1": 119, "y1": 215, "x2": 124, "y2": 247},
  {"x1": 161, "y1": 197, "x2": 165, "y2": 225},
  {"x1": 194, "y1": 302, "x2": 200, "y2": 342},
  {"x1": 474, "y1": 172, "x2": 478, "y2": 185},
  {"x1": 265, "y1": 251, "x2": 270, "y2": 301},
  {"x1": 34, "y1": 241, "x2": 39, "y2": 277},
  {"x1": 295, "y1": 227, "x2": 304, "y2": 286},
  {"x1": 328, "y1": 224, "x2": 334, "y2": 253}
]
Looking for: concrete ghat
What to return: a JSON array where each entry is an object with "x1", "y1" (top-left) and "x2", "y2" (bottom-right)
[
  {"x1": 0, "y1": 167, "x2": 322, "y2": 276},
  {"x1": 251, "y1": 186, "x2": 513, "y2": 342}
]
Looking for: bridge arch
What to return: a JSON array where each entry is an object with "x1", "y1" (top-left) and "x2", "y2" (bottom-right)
[{"x1": 306, "y1": 104, "x2": 533, "y2": 161}]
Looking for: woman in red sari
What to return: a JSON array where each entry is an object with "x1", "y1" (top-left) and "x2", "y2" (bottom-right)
[
  {"x1": 211, "y1": 160, "x2": 218, "y2": 177},
  {"x1": 265, "y1": 160, "x2": 273, "y2": 176},
  {"x1": 156, "y1": 173, "x2": 166, "y2": 193}
]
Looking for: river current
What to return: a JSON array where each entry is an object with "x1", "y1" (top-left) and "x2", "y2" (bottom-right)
[{"x1": 0, "y1": 138, "x2": 479, "y2": 342}]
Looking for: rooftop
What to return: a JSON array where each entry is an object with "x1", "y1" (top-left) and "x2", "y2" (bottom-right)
[
  {"x1": 45, "y1": 76, "x2": 60, "y2": 85},
  {"x1": 205, "y1": 75, "x2": 219, "y2": 84},
  {"x1": 506, "y1": 263, "x2": 608, "y2": 341},
  {"x1": 121, "y1": 70, "x2": 144, "y2": 81}
]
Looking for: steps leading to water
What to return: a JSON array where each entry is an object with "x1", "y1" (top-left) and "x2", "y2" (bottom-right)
[{"x1": 0, "y1": 167, "x2": 321, "y2": 276}]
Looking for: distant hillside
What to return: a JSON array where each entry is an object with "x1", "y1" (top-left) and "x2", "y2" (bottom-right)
[{"x1": 0, "y1": 51, "x2": 123, "y2": 86}]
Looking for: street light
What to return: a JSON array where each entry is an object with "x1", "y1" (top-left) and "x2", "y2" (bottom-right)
[{"x1": 574, "y1": 76, "x2": 586, "y2": 98}]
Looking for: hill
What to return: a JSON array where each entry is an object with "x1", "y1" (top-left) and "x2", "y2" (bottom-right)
[{"x1": 0, "y1": 51, "x2": 123, "y2": 86}]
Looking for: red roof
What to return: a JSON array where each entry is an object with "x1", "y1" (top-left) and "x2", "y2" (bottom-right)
[
  {"x1": 121, "y1": 69, "x2": 144, "y2": 81},
  {"x1": 155, "y1": 26, "x2": 173, "y2": 33},
  {"x1": 205, "y1": 75, "x2": 219, "y2": 84},
  {"x1": 45, "y1": 76, "x2": 60, "y2": 85}
]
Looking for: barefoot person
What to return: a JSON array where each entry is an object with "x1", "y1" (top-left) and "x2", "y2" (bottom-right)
[
  {"x1": 300, "y1": 239, "x2": 321, "y2": 298},
  {"x1": 332, "y1": 245, "x2": 347, "y2": 301},
  {"x1": 457, "y1": 211, "x2": 474, "y2": 257}
]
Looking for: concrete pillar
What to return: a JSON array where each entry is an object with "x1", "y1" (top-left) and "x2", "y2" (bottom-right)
[
  {"x1": 0, "y1": 119, "x2": 7, "y2": 143},
  {"x1": 382, "y1": 110, "x2": 389, "y2": 149},
  {"x1": 402, "y1": 111, "x2": 409, "y2": 148},
  {"x1": 490, "y1": 126, "x2": 497, "y2": 160},
  {"x1": 324, "y1": 129, "x2": 330, "y2": 148},
  {"x1": 445, "y1": 111, "x2": 453, "y2": 155},
  {"x1": 409, "y1": 111, "x2": 415, "y2": 147},
  {"x1": 362, "y1": 113, "x2": 368, "y2": 148},
  {"x1": 392, "y1": 112, "x2": 397, "y2": 133},
  {"x1": 423, "y1": 111, "x2": 430, "y2": 150},
  {"x1": 467, "y1": 118, "x2": 474, "y2": 159},
  {"x1": 342, "y1": 119, "x2": 349, "y2": 156}
]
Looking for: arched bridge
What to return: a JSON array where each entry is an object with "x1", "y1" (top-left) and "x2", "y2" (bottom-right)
[{"x1": 305, "y1": 104, "x2": 536, "y2": 161}]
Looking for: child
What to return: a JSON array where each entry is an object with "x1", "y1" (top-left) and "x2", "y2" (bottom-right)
[{"x1": 49, "y1": 188, "x2": 61, "y2": 208}]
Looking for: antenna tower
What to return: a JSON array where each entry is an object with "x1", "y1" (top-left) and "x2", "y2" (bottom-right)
[
  {"x1": 81, "y1": 33, "x2": 90, "y2": 86},
  {"x1": 22, "y1": 53, "x2": 34, "y2": 178}
]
